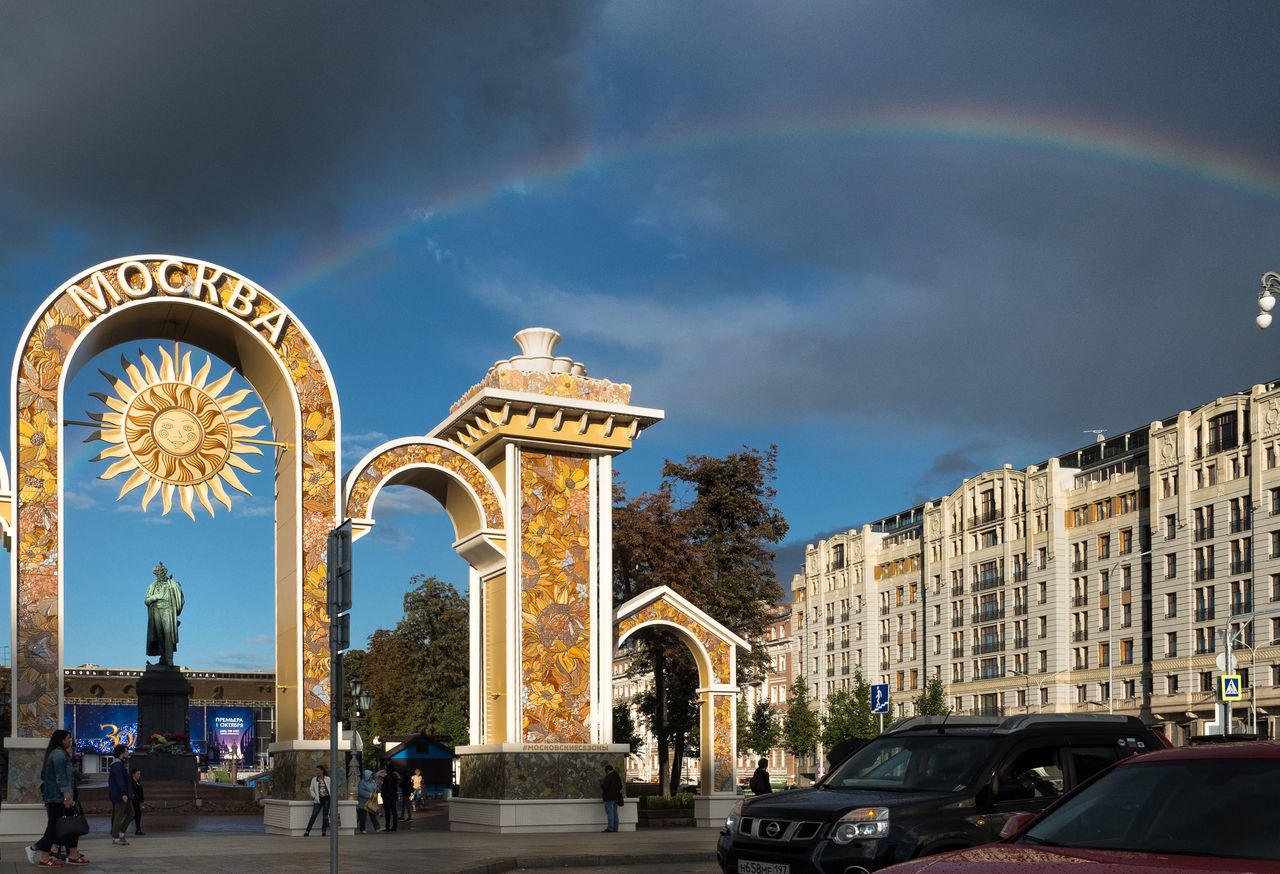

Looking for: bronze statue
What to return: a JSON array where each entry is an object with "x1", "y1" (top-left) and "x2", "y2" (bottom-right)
[{"x1": 145, "y1": 562, "x2": 184, "y2": 667}]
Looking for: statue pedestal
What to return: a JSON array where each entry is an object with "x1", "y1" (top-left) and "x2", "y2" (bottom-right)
[{"x1": 134, "y1": 665, "x2": 197, "y2": 782}]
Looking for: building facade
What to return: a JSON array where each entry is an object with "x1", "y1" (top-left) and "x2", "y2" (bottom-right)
[{"x1": 792, "y1": 382, "x2": 1280, "y2": 747}]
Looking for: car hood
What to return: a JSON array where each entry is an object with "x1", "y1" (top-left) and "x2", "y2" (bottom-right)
[
  {"x1": 742, "y1": 785, "x2": 957, "y2": 821},
  {"x1": 878, "y1": 844, "x2": 1271, "y2": 873}
]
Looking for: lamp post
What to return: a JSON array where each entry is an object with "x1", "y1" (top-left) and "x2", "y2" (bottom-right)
[
  {"x1": 349, "y1": 678, "x2": 373, "y2": 777},
  {"x1": 1010, "y1": 669, "x2": 1040, "y2": 713},
  {"x1": 1255, "y1": 272, "x2": 1280, "y2": 329}
]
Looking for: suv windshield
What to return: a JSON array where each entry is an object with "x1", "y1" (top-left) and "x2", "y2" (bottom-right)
[
  {"x1": 1018, "y1": 758, "x2": 1280, "y2": 860},
  {"x1": 823, "y1": 735, "x2": 997, "y2": 792}
]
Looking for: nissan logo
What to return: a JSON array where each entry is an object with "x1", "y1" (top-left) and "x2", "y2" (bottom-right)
[{"x1": 765, "y1": 821, "x2": 782, "y2": 838}]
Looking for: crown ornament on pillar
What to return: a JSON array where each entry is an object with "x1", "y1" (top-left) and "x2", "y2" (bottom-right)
[{"x1": 493, "y1": 327, "x2": 587, "y2": 376}]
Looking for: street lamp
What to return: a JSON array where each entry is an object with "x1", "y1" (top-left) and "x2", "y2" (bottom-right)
[
  {"x1": 1009, "y1": 669, "x2": 1040, "y2": 713},
  {"x1": 1255, "y1": 272, "x2": 1279, "y2": 329},
  {"x1": 349, "y1": 678, "x2": 374, "y2": 775}
]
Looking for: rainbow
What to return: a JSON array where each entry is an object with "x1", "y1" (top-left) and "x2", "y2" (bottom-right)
[{"x1": 267, "y1": 104, "x2": 1280, "y2": 300}]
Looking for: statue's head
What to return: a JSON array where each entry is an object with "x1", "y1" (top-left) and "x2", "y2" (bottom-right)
[{"x1": 153, "y1": 561, "x2": 168, "y2": 578}]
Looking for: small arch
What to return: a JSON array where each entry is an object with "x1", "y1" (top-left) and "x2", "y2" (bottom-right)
[
  {"x1": 343, "y1": 438, "x2": 506, "y2": 574},
  {"x1": 614, "y1": 586, "x2": 749, "y2": 797}
]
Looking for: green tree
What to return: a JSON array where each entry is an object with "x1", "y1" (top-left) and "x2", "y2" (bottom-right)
[
  {"x1": 358, "y1": 575, "x2": 469, "y2": 740},
  {"x1": 913, "y1": 676, "x2": 951, "y2": 716},
  {"x1": 821, "y1": 669, "x2": 884, "y2": 752},
  {"x1": 782, "y1": 677, "x2": 820, "y2": 760},
  {"x1": 736, "y1": 695, "x2": 750, "y2": 754},
  {"x1": 613, "y1": 703, "x2": 642, "y2": 754},
  {"x1": 745, "y1": 700, "x2": 782, "y2": 760},
  {"x1": 613, "y1": 447, "x2": 788, "y2": 795}
]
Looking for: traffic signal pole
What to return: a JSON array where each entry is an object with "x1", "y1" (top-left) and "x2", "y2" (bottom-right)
[{"x1": 327, "y1": 521, "x2": 353, "y2": 874}]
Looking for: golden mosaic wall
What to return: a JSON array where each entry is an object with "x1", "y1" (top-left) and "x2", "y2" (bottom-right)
[
  {"x1": 12, "y1": 258, "x2": 338, "y2": 739},
  {"x1": 345, "y1": 442, "x2": 503, "y2": 528},
  {"x1": 713, "y1": 693, "x2": 735, "y2": 792},
  {"x1": 519, "y1": 450, "x2": 593, "y2": 743}
]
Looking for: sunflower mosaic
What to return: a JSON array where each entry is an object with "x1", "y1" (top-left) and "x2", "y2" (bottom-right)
[{"x1": 520, "y1": 450, "x2": 593, "y2": 743}]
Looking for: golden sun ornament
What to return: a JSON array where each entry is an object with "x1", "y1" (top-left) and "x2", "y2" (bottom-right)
[{"x1": 87, "y1": 345, "x2": 265, "y2": 519}]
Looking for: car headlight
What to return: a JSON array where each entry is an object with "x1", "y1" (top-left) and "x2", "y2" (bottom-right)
[
  {"x1": 724, "y1": 800, "x2": 744, "y2": 832},
  {"x1": 831, "y1": 807, "x2": 890, "y2": 844}
]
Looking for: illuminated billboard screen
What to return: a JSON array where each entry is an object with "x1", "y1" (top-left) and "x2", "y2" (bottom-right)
[
  {"x1": 67, "y1": 704, "x2": 255, "y2": 759},
  {"x1": 71, "y1": 704, "x2": 139, "y2": 753}
]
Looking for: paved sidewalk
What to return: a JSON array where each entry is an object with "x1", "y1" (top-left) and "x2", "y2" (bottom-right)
[{"x1": 0, "y1": 815, "x2": 721, "y2": 873}]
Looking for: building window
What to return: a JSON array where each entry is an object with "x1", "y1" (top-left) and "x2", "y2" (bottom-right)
[
  {"x1": 1166, "y1": 631, "x2": 1177, "y2": 656},
  {"x1": 1166, "y1": 592, "x2": 1177, "y2": 618},
  {"x1": 1165, "y1": 554, "x2": 1177, "y2": 579},
  {"x1": 1167, "y1": 674, "x2": 1179, "y2": 694}
]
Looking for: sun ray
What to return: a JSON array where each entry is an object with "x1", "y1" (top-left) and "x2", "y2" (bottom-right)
[
  {"x1": 194, "y1": 482, "x2": 215, "y2": 516},
  {"x1": 224, "y1": 454, "x2": 261, "y2": 474},
  {"x1": 218, "y1": 466, "x2": 252, "y2": 495},
  {"x1": 178, "y1": 486, "x2": 196, "y2": 521},
  {"x1": 117, "y1": 469, "x2": 150, "y2": 499},
  {"x1": 204, "y1": 369, "x2": 234, "y2": 398},
  {"x1": 192, "y1": 355, "x2": 212, "y2": 389},
  {"x1": 96, "y1": 371, "x2": 137, "y2": 405},
  {"x1": 141, "y1": 351, "x2": 161, "y2": 385},
  {"x1": 179, "y1": 351, "x2": 194, "y2": 385},
  {"x1": 208, "y1": 476, "x2": 234, "y2": 510},
  {"x1": 121, "y1": 356, "x2": 146, "y2": 392},
  {"x1": 140, "y1": 478, "x2": 162, "y2": 509}
]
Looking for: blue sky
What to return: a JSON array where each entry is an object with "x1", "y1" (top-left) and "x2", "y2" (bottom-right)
[{"x1": 3, "y1": 1, "x2": 1280, "y2": 672}]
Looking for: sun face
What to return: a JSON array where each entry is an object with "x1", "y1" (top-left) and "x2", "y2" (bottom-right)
[{"x1": 88, "y1": 344, "x2": 265, "y2": 519}]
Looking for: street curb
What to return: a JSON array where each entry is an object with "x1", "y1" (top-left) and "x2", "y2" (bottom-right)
[{"x1": 450, "y1": 850, "x2": 718, "y2": 873}]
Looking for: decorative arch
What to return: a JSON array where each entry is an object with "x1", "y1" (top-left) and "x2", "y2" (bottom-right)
[
  {"x1": 615, "y1": 586, "x2": 748, "y2": 804},
  {"x1": 342, "y1": 437, "x2": 507, "y2": 575},
  {"x1": 8, "y1": 255, "x2": 340, "y2": 763}
]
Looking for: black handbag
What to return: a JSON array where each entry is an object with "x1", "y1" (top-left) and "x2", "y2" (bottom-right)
[{"x1": 54, "y1": 803, "x2": 90, "y2": 841}]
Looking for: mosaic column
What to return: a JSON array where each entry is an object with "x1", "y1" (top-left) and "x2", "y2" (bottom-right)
[{"x1": 432, "y1": 328, "x2": 663, "y2": 832}]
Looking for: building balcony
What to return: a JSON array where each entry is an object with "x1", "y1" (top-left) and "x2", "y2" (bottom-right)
[
  {"x1": 880, "y1": 633, "x2": 891, "y2": 643},
  {"x1": 826, "y1": 641, "x2": 835, "y2": 651},
  {"x1": 975, "y1": 639, "x2": 1005, "y2": 655},
  {"x1": 1071, "y1": 560, "x2": 1089, "y2": 573},
  {"x1": 972, "y1": 608, "x2": 1005, "y2": 623},
  {"x1": 951, "y1": 617, "x2": 965, "y2": 628},
  {"x1": 1195, "y1": 565, "x2": 1215, "y2": 581},
  {"x1": 1071, "y1": 595, "x2": 1089, "y2": 607},
  {"x1": 951, "y1": 647, "x2": 965, "y2": 658},
  {"x1": 975, "y1": 575, "x2": 1003, "y2": 591},
  {"x1": 1231, "y1": 599, "x2": 1253, "y2": 616},
  {"x1": 1193, "y1": 526, "x2": 1214, "y2": 542},
  {"x1": 1072, "y1": 630, "x2": 1089, "y2": 642},
  {"x1": 879, "y1": 660, "x2": 890, "y2": 671},
  {"x1": 1012, "y1": 602, "x2": 1028, "y2": 616},
  {"x1": 951, "y1": 585, "x2": 965, "y2": 596},
  {"x1": 1230, "y1": 560, "x2": 1251, "y2": 575},
  {"x1": 1231, "y1": 517, "x2": 1251, "y2": 533},
  {"x1": 1195, "y1": 606, "x2": 1216, "y2": 622},
  {"x1": 826, "y1": 615, "x2": 835, "y2": 625}
]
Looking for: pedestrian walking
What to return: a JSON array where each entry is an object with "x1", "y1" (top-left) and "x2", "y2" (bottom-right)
[
  {"x1": 303, "y1": 764, "x2": 331, "y2": 837},
  {"x1": 27, "y1": 729, "x2": 91, "y2": 867},
  {"x1": 356, "y1": 769, "x2": 380, "y2": 833},
  {"x1": 600, "y1": 763, "x2": 622, "y2": 833},
  {"x1": 130, "y1": 769, "x2": 145, "y2": 835},
  {"x1": 108, "y1": 743, "x2": 134, "y2": 844},
  {"x1": 381, "y1": 767, "x2": 400, "y2": 832},
  {"x1": 401, "y1": 767, "x2": 414, "y2": 822}
]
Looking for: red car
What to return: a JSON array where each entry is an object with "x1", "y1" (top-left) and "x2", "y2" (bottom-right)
[{"x1": 880, "y1": 741, "x2": 1280, "y2": 873}]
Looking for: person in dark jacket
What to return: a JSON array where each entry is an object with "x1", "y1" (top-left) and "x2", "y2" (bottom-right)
[
  {"x1": 381, "y1": 767, "x2": 401, "y2": 832},
  {"x1": 749, "y1": 758, "x2": 773, "y2": 795},
  {"x1": 600, "y1": 763, "x2": 623, "y2": 833},
  {"x1": 108, "y1": 743, "x2": 134, "y2": 844},
  {"x1": 130, "y1": 769, "x2": 145, "y2": 835}
]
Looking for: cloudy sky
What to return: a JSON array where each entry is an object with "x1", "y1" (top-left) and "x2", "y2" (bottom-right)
[{"x1": 3, "y1": 1, "x2": 1280, "y2": 672}]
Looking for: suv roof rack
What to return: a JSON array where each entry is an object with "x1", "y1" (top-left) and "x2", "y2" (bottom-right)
[{"x1": 885, "y1": 713, "x2": 1147, "y2": 735}]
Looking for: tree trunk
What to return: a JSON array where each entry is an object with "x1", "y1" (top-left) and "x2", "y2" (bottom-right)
[{"x1": 654, "y1": 645, "x2": 670, "y2": 796}]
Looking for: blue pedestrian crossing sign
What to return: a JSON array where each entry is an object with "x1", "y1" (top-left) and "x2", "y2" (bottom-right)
[
  {"x1": 1220, "y1": 674, "x2": 1242, "y2": 702},
  {"x1": 871, "y1": 684, "x2": 890, "y2": 714}
]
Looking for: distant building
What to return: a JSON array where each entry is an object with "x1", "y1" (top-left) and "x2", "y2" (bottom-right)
[{"x1": 791, "y1": 380, "x2": 1280, "y2": 753}]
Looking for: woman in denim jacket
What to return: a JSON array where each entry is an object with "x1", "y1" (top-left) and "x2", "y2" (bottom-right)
[{"x1": 29, "y1": 729, "x2": 90, "y2": 866}]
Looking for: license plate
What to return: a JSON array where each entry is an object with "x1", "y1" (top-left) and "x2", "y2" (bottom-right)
[{"x1": 739, "y1": 861, "x2": 789, "y2": 874}]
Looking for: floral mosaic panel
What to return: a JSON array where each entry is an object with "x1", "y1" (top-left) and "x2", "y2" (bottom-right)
[
  {"x1": 12, "y1": 258, "x2": 338, "y2": 740},
  {"x1": 520, "y1": 451, "x2": 593, "y2": 743},
  {"x1": 345, "y1": 442, "x2": 503, "y2": 529},
  {"x1": 452, "y1": 370, "x2": 631, "y2": 413},
  {"x1": 713, "y1": 693, "x2": 735, "y2": 792},
  {"x1": 615, "y1": 599, "x2": 734, "y2": 685}
]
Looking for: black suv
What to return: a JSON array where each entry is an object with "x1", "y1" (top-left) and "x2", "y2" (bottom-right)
[{"x1": 716, "y1": 713, "x2": 1167, "y2": 874}]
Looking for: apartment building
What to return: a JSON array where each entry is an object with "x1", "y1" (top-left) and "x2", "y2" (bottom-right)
[{"x1": 792, "y1": 381, "x2": 1280, "y2": 746}]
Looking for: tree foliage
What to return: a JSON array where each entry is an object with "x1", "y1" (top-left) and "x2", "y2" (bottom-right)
[
  {"x1": 353, "y1": 575, "x2": 469, "y2": 742},
  {"x1": 913, "y1": 676, "x2": 951, "y2": 716},
  {"x1": 745, "y1": 699, "x2": 782, "y2": 760},
  {"x1": 613, "y1": 446, "x2": 788, "y2": 795},
  {"x1": 821, "y1": 669, "x2": 881, "y2": 749},
  {"x1": 613, "y1": 703, "x2": 642, "y2": 754},
  {"x1": 782, "y1": 676, "x2": 820, "y2": 759}
]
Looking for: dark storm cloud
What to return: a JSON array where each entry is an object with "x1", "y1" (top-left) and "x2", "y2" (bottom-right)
[
  {"x1": 0, "y1": 0, "x2": 596, "y2": 265},
  {"x1": 571, "y1": 0, "x2": 1280, "y2": 451}
]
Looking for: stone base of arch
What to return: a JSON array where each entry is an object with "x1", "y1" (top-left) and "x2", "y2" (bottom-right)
[{"x1": 448, "y1": 744, "x2": 634, "y2": 833}]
